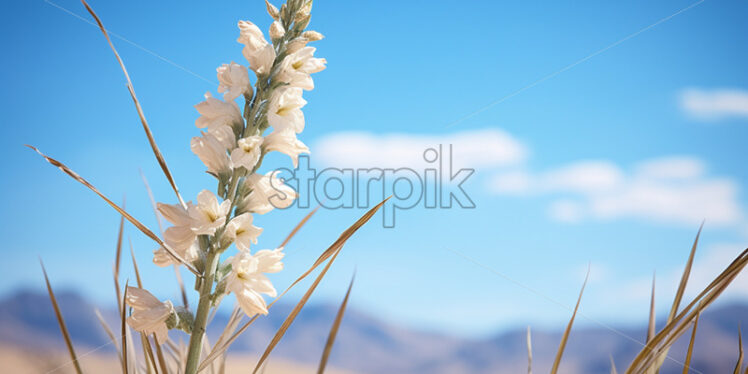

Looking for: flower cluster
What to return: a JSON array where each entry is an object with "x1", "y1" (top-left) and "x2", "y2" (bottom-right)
[{"x1": 125, "y1": 0, "x2": 325, "y2": 347}]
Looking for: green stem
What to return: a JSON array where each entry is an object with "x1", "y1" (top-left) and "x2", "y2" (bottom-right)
[{"x1": 183, "y1": 249, "x2": 220, "y2": 374}]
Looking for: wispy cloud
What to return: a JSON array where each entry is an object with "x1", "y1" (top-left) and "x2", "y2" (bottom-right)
[
  {"x1": 680, "y1": 88, "x2": 748, "y2": 120},
  {"x1": 490, "y1": 156, "x2": 745, "y2": 228},
  {"x1": 314, "y1": 129, "x2": 528, "y2": 169}
]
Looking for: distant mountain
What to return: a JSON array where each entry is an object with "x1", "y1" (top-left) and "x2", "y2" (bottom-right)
[{"x1": 1, "y1": 289, "x2": 745, "y2": 374}]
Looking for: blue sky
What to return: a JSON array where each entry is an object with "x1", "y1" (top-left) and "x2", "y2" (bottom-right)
[{"x1": 2, "y1": 0, "x2": 748, "y2": 338}]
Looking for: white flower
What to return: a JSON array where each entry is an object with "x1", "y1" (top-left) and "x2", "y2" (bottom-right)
[
  {"x1": 195, "y1": 92, "x2": 243, "y2": 133},
  {"x1": 226, "y1": 213, "x2": 263, "y2": 251},
  {"x1": 230, "y1": 136, "x2": 264, "y2": 171},
  {"x1": 217, "y1": 62, "x2": 251, "y2": 102},
  {"x1": 267, "y1": 86, "x2": 306, "y2": 133},
  {"x1": 125, "y1": 287, "x2": 174, "y2": 344},
  {"x1": 286, "y1": 37, "x2": 310, "y2": 54},
  {"x1": 153, "y1": 240, "x2": 200, "y2": 267},
  {"x1": 263, "y1": 129, "x2": 309, "y2": 167},
  {"x1": 269, "y1": 21, "x2": 285, "y2": 40},
  {"x1": 156, "y1": 202, "x2": 198, "y2": 253},
  {"x1": 276, "y1": 47, "x2": 326, "y2": 90},
  {"x1": 241, "y1": 171, "x2": 297, "y2": 214},
  {"x1": 237, "y1": 21, "x2": 276, "y2": 75},
  {"x1": 191, "y1": 131, "x2": 232, "y2": 175},
  {"x1": 187, "y1": 190, "x2": 231, "y2": 235},
  {"x1": 226, "y1": 249, "x2": 284, "y2": 316}
]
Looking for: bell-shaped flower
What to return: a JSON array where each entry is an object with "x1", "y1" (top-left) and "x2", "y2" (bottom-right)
[
  {"x1": 156, "y1": 202, "x2": 198, "y2": 255},
  {"x1": 267, "y1": 86, "x2": 306, "y2": 133},
  {"x1": 195, "y1": 92, "x2": 243, "y2": 134},
  {"x1": 226, "y1": 249, "x2": 284, "y2": 317},
  {"x1": 217, "y1": 62, "x2": 251, "y2": 102},
  {"x1": 125, "y1": 287, "x2": 174, "y2": 344},
  {"x1": 276, "y1": 47, "x2": 326, "y2": 90},
  {"x1": 152, "y1": 240, "x2": 200, "y2": 267},
  {"x1": 237, "y1": 21, "x2": 276, "y2": 75},
  {"x1": 225, "y1": 213, "x2": 263, "y2": 251},
  {"x1": 187, "y1": 190, "x2": 231, "y2": 235},
  {"x1": 191, "y1": 131, "x2": 232, "y2": 176},
  {"x1": 263, "y1": 128, "x2": 309, "y2": 167},
  {"x1": 240, "y1": 171, "x2": 297, "y2": 214},
  {"x1": 230, "y1": 135, "x2": 264, "y2": 171}
]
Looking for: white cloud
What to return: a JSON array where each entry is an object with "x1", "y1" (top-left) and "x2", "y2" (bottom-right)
[
  {"x1": 314, "y1": 129, "x2": 528, "y2": 170},
  {"x1": 680, "y1": 88, "x2": 748, "y2": 120},
  {"x1": 635, "y1": 157, "x2": 705, "y2": 180},
  {"x1": 549, "y1": 199, "x2": 584, "y2": 223},
  {"x1": 490, "y1": 156, "x2": 745, "y2": 228}
]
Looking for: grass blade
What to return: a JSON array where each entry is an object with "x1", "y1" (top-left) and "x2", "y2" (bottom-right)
[
  {"x1": 627, "y1": 247, "x2": 748, "y2": 373},
  {"x1": 80, "y1": 0, "x2": 187, "y2": 209},
  {"x1": 550, "y1": 269, "x2": 589, "y2": 374},
  {"x1": 735, "y1": 325, "x2": 744, "y2": 374},
  {"x1": 669, "y1": 223, "x2": 702, "y2": 323},
  {"x1": 682, "y1": 313, "x2": 699, "y2": 374},
  {"x1": 252, "y1": 240, "x2": 344, "y2": 374},
  {"x1": 648, "y1": 273, "x2": 656, "y2": 343},
  {"x1": 280, "y1": 204, "x2": 320, "y2": 248},
  {"x1": 317, "y1": 273, "x2": 355, "y2": 374},
  {"x1": 610, "y1": 355, "x2": 618, "y2": 374},
  {"x1": 121, "y1": 281, "x2": 129, "y2": 374},
  {"x1": 27, "y1": 145, "x2": 199, "y2": 276},
  {"x1": 153, "y1": 334, "x2": 169, "y2": 374},
  {"x1": 41, "y1": 260, "x2": 84, "y2": 374},
  {"x1": 526, "y1": 326, "x2": 533, "y2": 374},
  {"x1": 114, "y1": 202, "x2": 126, "y2": 313}
]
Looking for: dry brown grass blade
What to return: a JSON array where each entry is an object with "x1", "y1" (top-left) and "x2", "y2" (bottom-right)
[
  {"x1": 610, "y1": 355, "x2": 618, "y2": 374},
  {"x1": 80, "y1": 0, "x2": 187, "y2": 209},
  {"x1": 27, "y1": 145, "x2": 199, "y2": 276},
  {"x1": 669, "y1": 224, "x2": 702, "y2": 322},
  {"x1": 681, "y1": 313, "x2": 699, "y2": 374},
  {"x1": 648, "y1": 273, "x2": 656, "y2": 344},
  {"x1": 252, "y1": 242, "x2": 345, "y2": 374},
  {"x1": 735, "y1": 326, "x2": 744, "y2": 374},
  {"x1": 282, "y1": 197, "x2": 390, "y2": 296},
  {"x1": 141, "y1": 334, "x2": 158, "y2": 374},
  {"x1": 317, "y1": 273, "x2": 355, "y2": 374},
  {"x1": 41, "y1": 260, "x2": 84, "y2": 374},
  {"x1": 526, "y1": 326, "x2": 533, "y2": 374},
  {"x1": 199, "y1": 198, "x2": 390, "y2": 370},
  {"x1": 121, "y1": 281, "x2": 129, "y2": 374},
  {"x1": 550, "y1": 269, "x2": 589, "y2": 374},
  {"x1": 280, "y1": 204, "x2": 320, "y2": 248},
  {"x1": 114, "y1": 198, "x2": 126, "y2": 312},
  {"x1": 626, "y1": 248, "x2": 748, "y2": 373},
  {"x1": 153, "y1": 334, "x2": 169, "y2": 374}
]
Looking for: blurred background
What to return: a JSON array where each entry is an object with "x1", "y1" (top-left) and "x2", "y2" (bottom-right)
[{"x1": 1, "y1": 0, "x2": 747, "y2": 372}]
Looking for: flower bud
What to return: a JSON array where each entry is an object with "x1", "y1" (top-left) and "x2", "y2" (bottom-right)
[
  {"x1": 269, "y1": 21, "x2": 285, "y2": 40},
  {"x1": 301, "y1": 30, "x2": 324, "y2": 41},
  {"x1": 265, "y1": 0, "x2": 280, "y2": 20},
  {"x1": 286, "y1": 37, "x2": 309, "y2": 54}
]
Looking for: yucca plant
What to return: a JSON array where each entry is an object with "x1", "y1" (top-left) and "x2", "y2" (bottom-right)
[
  {"x1": 32, "y1": 1, "x2": 383, "y2": 373},
  {"x1": 32, "y1": 1, "x2": 748, "y2": 374}
]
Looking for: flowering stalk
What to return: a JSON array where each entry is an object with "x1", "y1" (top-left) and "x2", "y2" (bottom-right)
[{"x1": 177, "y1": 1, "x2": 326, "y2": 373}]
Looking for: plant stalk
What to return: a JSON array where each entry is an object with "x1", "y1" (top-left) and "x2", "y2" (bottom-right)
[{"x1": 184, "y1": 249, "x2": 220, "y2": 374}]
